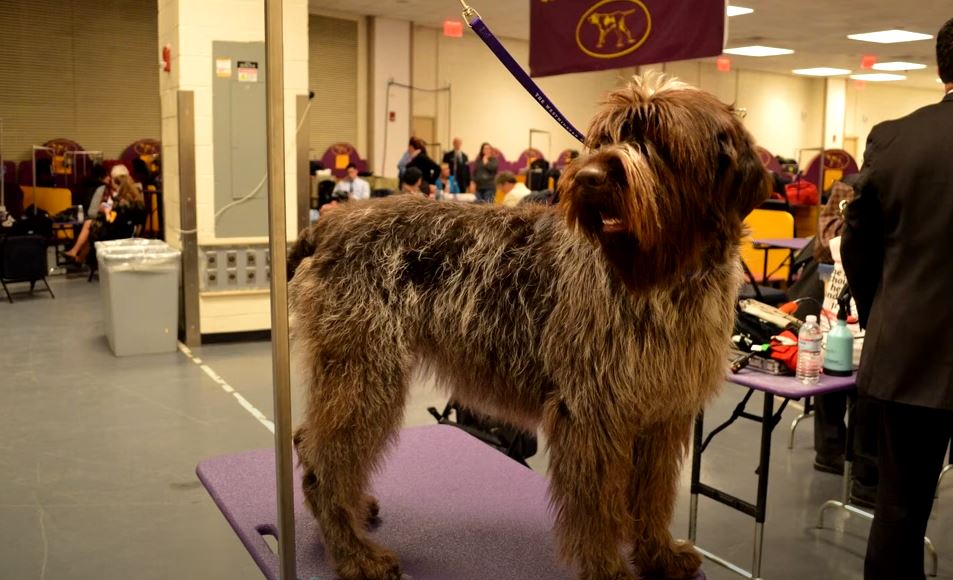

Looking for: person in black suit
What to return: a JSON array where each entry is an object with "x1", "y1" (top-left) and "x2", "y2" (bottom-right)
[
  {"x1": 404, "y1": 137, "x2": 440, "y2": 193},
  {"x1": 842, "y1": 18, "x2": 953, "y2": 580},
  {"x1": 442, "y1": 137, "x2": 471, "y2": 193}
]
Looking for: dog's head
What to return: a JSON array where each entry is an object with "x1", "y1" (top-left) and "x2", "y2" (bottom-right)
[{"x1": 560, "y1": 74, "x2": 769, "y2": 290}]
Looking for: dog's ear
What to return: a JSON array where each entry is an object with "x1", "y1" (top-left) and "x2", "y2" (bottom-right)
[
  {"x1": 721, "y1": 131, "x2": 771, "y2": 219},
  {"x1": 288, "y1": 223, "x2": 320, "y2": 280},
  {"x1": 561, "y1": 148, "x2": 697, "y2": 291}
]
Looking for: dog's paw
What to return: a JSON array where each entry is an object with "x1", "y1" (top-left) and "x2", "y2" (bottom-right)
[
  {"x1": 634, "y1": 540, "x2": 702, "y2": 579},
  {"x1": 336, "y1": 546, "x2": 402, "y2": 580},
  {"x1": 361, "y1": 493, "x2": 382, "y2": 529}
]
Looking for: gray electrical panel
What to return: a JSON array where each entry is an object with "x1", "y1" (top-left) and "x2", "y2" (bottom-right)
[{"x1": 212, "y1": 41, "x2": 268, "y2": 238}]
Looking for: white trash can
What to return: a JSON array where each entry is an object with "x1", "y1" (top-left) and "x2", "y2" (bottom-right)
[{"x1": 95, "y1": 239, "x2": 181, "y2": 357}]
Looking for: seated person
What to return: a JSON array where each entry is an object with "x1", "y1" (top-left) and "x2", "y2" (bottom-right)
[
  {"x1": 434, "y1": 163, "x2": 461, "y2": 195},
  {"x1": 498, "y1": 172, "x2": 532, "y2": 207},
  {"x1": 333, "y1": 163, "x2": 370, "y2": 200},
  {"x1": 400, "y1": 167, "x2": 426, "y2": 196},
  {"x1": 85, "y1": 164, "x2": 112, "y2": 219},
  {"x1": 61, "y1": 171, "x2": 144, "y2": 263},
  {"x1": 316, "y1": 189, "x2": 349, "y2": 217}
]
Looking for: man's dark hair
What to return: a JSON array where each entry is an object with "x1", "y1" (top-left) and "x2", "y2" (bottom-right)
[
  {"x1": 495, "y1": 171, "x2": 517, "y2": 186},
  {"x1": 939, "y1": 17, "x2": 953, "y2": 84},
  {"x1": 403, "y1": 167, "x2": 423, "y2": 186},
  {"x1": 345, "y1": 163, "x2": 357, "y2": 171}
]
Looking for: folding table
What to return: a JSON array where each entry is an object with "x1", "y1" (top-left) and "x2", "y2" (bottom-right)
[{"x1": 689, "y1": 370, "x2": 854, "y2": 579}]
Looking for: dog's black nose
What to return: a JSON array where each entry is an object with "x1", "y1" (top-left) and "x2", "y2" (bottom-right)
[{"x1": 576, "y1": 165, "x2": 606, "y2": 190}]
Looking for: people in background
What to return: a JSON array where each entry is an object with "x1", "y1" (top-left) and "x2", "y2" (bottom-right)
[
  {"x1": 61, "y1": 171, "x2": 144, "y2": 263},
  {"x1": 333, "y1": 163, "x2": 370, "y2": 200},
  {"x1": 842, "y1": 18, "x2": 953, "y2": 580},
  {"x1": 400, "y1": 167, "x2": 425, "y2": 195},
  {"x1": 404, "y1": 137, "x2": 440, "y2": 191},
  {"x1": 473, "y1": 142, "x2": 499, "y2": 203},
  {"x1": 497, "y1": 172, "x2": 531, "y2": 207},
  {"x1": 434, "y1": 163, "x2": 460, "y2": 195},
  {"x1": 80, "y1": 164, "x2": 110, "y2": 218},
  {"x1": 442, "y1": 137, "x2": 470, "y2": 192}
]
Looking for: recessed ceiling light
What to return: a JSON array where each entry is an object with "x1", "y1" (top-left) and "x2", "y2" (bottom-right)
[
  {"x1": 850, "y1": 73, "x2": 907, "y2": 82},
  {"x1": 723, "y1": 46, "x2": 794, "y2": 57},
  {"x1": 848, "y1": 29, "x2": 933, "y2": 44},
  {"x1": 792, "y1": 67, "x2": 852, "y2": 77},
  {"x1": 727, "y1": 5, "x2": 754, "y2": 17},
  {"x1": 872, "y1": 61, "x2": 928, "y2": 71}
]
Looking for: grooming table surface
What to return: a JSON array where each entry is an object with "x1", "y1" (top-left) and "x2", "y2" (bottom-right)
[
  {"x1": 198, "y1": 424, "x2": 704, "y2": 580},
  {"x1": 729, "y1": 368, "x2": 855, "y2": 398}
]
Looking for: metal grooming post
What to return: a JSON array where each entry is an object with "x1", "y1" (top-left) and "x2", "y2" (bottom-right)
[
  {"x1": 264, "y1": 0, "x2": 296, "y2": 578},
  {"x1": 381, "y1": 80, "x2": 453, "y2": 177},
  {"x1": 528, "y1": 129, "x2": 551, "y2": 162}
]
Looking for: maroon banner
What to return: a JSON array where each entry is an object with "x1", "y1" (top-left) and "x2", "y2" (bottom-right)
[{"x1": 530, "y1": 0, "x2": 726, "y2": 78}]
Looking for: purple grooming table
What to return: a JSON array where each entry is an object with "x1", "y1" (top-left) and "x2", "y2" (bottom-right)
[
  {"x1": 689, "y1": 372, "x2": 855, "y2": 578},
  {"x1": 728, "y1": 369, "x2": 856, "y2": 399},
  {"x1": 750, "y1": 237, "x2": 812, "y2": 284},
  {"x1": 751, "y1": 238, "x2": 810, "y2": 252},
  {"x1": 198, "y1": 425, "x2": 705, "y2": 580}
]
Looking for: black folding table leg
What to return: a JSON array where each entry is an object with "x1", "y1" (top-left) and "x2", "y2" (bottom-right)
[
  {"x1": 752, "y1": 392, "x2": 774, "y2": 579},
  {"x1": 688, "y1": 412, "x2": 704, "y2": 543}
]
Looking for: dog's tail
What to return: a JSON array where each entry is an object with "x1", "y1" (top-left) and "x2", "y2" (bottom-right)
[{"x1": 287, "y1": 223, "x2": 320, "y2": 280}]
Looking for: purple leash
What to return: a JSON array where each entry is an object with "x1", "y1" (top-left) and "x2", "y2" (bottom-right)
[{"x1": 461, "y1": 1, "x2": 586, "y2": 144}]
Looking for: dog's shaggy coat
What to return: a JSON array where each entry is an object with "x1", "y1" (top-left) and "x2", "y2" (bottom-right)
[{"x1": 288, "y1": 75, "x2": 770, "y2": 580}]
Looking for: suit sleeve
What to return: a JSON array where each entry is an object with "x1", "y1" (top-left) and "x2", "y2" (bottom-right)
[{"x1": 841, "y1": 126, "x2": 886, "y2": 329}]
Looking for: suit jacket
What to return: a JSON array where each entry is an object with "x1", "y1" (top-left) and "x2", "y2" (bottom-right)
[
  {"x1": 842, "y1": 92, "x2": 953, "y2": 411},
  {"x1": 406, "y1": 153, "x2": 441, "y2": 189},
  {"x1": 442, "y1": 150, "x2": 471, "y2": 191}
]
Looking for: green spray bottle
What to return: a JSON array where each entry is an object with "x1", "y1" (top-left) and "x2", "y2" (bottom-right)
[{"x1": 823, "y1": 287, "x2": 855, "y2": 377}]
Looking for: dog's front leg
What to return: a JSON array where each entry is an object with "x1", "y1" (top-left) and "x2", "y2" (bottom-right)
[
  {"x1": 544, "y1": 398, "x2": 637, "y2": 580},
  {"x1": 628, "y1": 415, "x2": 702, "y2": 579}
]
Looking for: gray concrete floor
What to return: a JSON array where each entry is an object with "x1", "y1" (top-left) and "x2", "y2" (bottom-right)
[{"x1": 1, "y1": 276, "x2": 951, "y2": 579}]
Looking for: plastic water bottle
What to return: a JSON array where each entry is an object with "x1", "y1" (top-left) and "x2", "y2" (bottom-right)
[
  {"x1": 76, "y1": 204, "x2": 84, "y2": 223},
  {"x1": 796, "y1": 315, "x2": 823, "y2": 384}
]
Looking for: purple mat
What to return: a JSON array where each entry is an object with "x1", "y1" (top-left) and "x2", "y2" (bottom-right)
[
  {"x1": 197, "y1": 425, "x2": 705, "y2": 580},
  {"x1": 751, "y1": 237, "x2": 811, "y2": 251},
  {"x1": 728, "y1": 369, "x2": 855, "y2": 399}
]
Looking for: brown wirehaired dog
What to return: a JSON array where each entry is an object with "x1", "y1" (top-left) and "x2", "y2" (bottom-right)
[{"x1": 288, "y1": 74, "x2": 769, "y2": 580}]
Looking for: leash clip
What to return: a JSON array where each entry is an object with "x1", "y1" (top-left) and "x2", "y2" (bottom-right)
[{"x1": 460, "y1": 0, "x2": 480, "y2": 22}]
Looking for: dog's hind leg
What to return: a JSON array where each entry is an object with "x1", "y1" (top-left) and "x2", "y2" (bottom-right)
[
  {"x1": 294, "y1": 356, "x2": 409, "y2": 580},
  {"x1": 544, "y1": 398, "x2": 637, "y2": 580},
  {"x1": 628, "y1": 415, "x2": 702, "y2": 579}
]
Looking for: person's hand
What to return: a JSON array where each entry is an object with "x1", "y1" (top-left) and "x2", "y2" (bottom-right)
[{"x1": 429, "y1": 184, "x2": 437, "y2": 195}]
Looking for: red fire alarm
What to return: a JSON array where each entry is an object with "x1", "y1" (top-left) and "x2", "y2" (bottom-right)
[
  {"x1": 443, "y1": 20, "x2": 464, "y2": 38},
  {"x1": 162, "y1": 44, "x2": 172, "y2": 72},
  {"x1": 716, "y1": 56, "x2": 731, "y2": 73},
  {"x1": 861, "y1": 55, "x2": 877, "y2": 69},
  {"x1": 389, "y1": 111, "x2": 396, "y2": 122}
]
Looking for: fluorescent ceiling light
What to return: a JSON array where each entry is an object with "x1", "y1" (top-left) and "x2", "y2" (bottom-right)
[
  {"x1": 793, "y1": 67, "x2": 852, "y2": 77},
  {"x1": 724, "y1": 46, "x2": 794, "y2": 57},
  {"x1": 872, "y1": 61, "x2": 927, "y2": 71},
  {"x1": 848, "y1": 29, "x2": 933, "y2": 44},
  {"x1": 850, "y1": 73, "x2": 907, "y2": 82},
  {"x1": 727, "y1": 5, "x2": 754, "y2": 17}
]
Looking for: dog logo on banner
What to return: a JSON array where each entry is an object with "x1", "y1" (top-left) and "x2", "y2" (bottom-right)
[{"x1": 576, "y1": 0, "x2": 652, "y2": 59}]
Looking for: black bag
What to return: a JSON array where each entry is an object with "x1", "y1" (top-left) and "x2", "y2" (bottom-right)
[
  {"x1": 428, "y1": 402, "x2": 538, "y2": 466},
  {"x1": 526, "y1": 159, "x2": 550, "y2": 191}
]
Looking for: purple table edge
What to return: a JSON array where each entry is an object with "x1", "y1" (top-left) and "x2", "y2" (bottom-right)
[
  {"x1": 197, "y1": 424, "x2": 705, "y2": 580},
  {"x1": 751, "y1": 237, "x2": 811, "y2": 251}
]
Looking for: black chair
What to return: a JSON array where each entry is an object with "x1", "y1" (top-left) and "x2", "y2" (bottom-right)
[
  {"x1": 739, "y1": 260, "x2": 787, "y2": 306},
  {"x1": 86, "y1": 206, "x2": 148, "y2": 281},
  {"x1": 0, "y1": 235, "x2": 55, "y2": 303}
]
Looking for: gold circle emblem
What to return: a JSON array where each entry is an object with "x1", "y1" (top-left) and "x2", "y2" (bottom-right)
[{"x1": 575, "y1": 0, "x2": 652, "y2": 60}]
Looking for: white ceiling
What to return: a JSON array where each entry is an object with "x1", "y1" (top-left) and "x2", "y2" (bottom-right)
[{"x1": 309, "y1": 0, "x2": 951, "y2": 90}]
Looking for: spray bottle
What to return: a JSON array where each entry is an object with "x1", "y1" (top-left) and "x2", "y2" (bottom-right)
[{"x1": 823, "y1": 287, "x2": 855, "y2": 377}]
